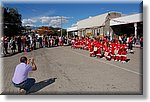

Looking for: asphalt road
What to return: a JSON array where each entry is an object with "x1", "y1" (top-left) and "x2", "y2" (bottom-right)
[{"x1": 1, "y1": 46, "x2": 143, "y2": 95}]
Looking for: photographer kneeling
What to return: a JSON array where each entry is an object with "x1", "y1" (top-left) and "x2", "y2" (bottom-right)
[{"x1": 12, "y1": 56, "x2": 37, "y2": 94}]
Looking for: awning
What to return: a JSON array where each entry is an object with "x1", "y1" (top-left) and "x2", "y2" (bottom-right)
[
  {"x1": 77, "y1": 13, "x2": 108, "y2": 29},
  {"x1": 67, "y1": 26, "x2": 77, "y2": 32},
  {"x1": 110, "y1": 13, "x2": 142, "y2": 26}
]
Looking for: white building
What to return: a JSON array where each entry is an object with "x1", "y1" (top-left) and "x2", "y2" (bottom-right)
[
  {"x1": 67, "y1": 12, "x2": 143, "y2": 38},
  {"x1": 77, "y1": 12, "x2": 121, "y2": 37},
  {"x1": 67, "y1": 12, "x2": 121, "y2": 37},
  {"x1": 110, "y1": 13, "x2": 143, "y2": 38},
  {"x1": 67, "y1": 26, "x2": 78, "y2": 37}
]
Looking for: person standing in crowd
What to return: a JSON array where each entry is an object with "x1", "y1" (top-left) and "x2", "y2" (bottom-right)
[
  {"x1": 55, "y1": 36, "x2": 59, "y2": 46},
  {"x1": 47, "y1": 36, "x2": 51, "y2": 47},
  {"x1": 140, "y1": 36, "x2": 143, "y2": 48},
  {"x1": 32, "y1": 35, "x2": 36, "y2": 50},
  {"x1": 29, "y1": 35, "x2": 33, "y2": 49},
  {"x1": 17, "y1": 36, "x2": 22, "y2": 53},
  {"x1": 42, "y1": 35, "x2": 46, "y2": 47},
  {"x1": 133, "y1": 35, "x2": 137, "y2": 46},
  {"x1": 68, "y1": 37, "x2": 72, "y2": 45},
  {"x1": 3, "y1": 36, "x2": 9, "y2": 54},
  {"x1": 53, "y1": 36, "x2": 56, "y2": 46},
  {"x1": 11, "y1": 37, "x2": 16, "y2": 54},
  {"x1": 49, "y1": 36, "x2": 53, "y2": 47},
  {"x1": 63, "y1": 36, "x2": 66, "y2": 45},
  {"x1": 45, "y1": 36, "x2": 48, "y2": 47},
  {"x1": 12, "y1": 56, "x2": 37, "y2": 94},
  {"x1": 21, "y1": 35, "x2": 26, "y2": 52},
  {"x1": 118, "y1": 35, "x2": 123, "y2": 44},
  {"x1": 59, "y1": 36, "x2": 63, "y2": 46},
  {"x1": 26, "y1": 35, "x2": 31, "y2": 49},
  {"x1": 1, "y1": 36, "x2": 4, "y2": 55},
  {"x1": 127, "y1": 35, "x2": 134, "y2": 53},
  {"x1": 39, "y1": 37, "x2": 42, "y2": 48},
  {"x1": 122, "y1": 34, "x2": 127, "y2": 44}
]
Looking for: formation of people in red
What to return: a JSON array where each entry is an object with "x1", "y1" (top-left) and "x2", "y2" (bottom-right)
[{"x1": 71, "y1": 36, "x2": 130, "y2": 63}]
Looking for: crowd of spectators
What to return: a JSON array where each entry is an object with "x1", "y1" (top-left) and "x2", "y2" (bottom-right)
[{"x1": 0, "y1": 34, "x2": 70, "y2": 56}]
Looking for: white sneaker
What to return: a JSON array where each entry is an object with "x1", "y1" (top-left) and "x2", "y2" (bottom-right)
[
  {"x1": 18, "y1": 88, "x2": 26, "y2": 95},
  {"x1": 122, "y1": 61, "x2": 126, "y2": 63}
]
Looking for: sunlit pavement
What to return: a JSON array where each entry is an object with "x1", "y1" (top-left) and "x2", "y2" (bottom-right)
[{"x1": 1, "y1": 46, "x2": 142, "y2": 95}]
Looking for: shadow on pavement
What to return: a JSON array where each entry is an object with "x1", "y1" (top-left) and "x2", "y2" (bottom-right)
[
  {"x1": 27, "y1": 78, "x2": 57, "y2": 94},
  {"x1": 126, "y1": 59, "x2": 130, "y2": 62}
]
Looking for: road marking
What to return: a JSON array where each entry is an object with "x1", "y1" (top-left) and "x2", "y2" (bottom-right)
[{"x1": 66, "y1": 48, "x2": 142, "y2": 76}]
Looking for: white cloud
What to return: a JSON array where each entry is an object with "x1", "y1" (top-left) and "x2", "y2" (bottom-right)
[
  {"x1": 22, "y1": 19, "x2": 37, "y2": 26},
  {"x1": 49, "y1": 19, "x2": 61, "y2": 26},
  {"x1": 22, "y1": 16, "x2": 70, "y2": 27},
  {"x1": 40, "y1": 16, "x2": 51, "y2": 24}
]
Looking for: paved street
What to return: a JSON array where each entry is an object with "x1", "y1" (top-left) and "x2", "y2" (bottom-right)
[{"x1": 1, "y1": 46, "x2": 143, "y2": 95}]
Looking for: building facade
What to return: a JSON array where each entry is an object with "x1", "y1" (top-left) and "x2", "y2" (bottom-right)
[
  {"x1": 67, "y1": 12, "x2": 143, "y2": 39},
  {"x1": 77, "y1": 12, "x2": 121, "y2": 37},
  {"x1": 110, "y1": 13, "x2": 143, "y2": 39}
]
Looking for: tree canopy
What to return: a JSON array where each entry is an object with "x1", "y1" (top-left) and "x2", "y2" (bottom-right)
[{"x1": 3, "y1": 7, "x2": 22, "y2": 37}]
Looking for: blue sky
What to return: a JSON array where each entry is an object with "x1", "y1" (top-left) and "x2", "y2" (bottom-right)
[{"x1": 2, "y1": 1, "x2": 142, "y2": 28}]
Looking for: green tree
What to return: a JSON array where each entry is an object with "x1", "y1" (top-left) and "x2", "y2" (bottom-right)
[{"x1": 3, "y1": 7, "x2": 22, "y2": 37}]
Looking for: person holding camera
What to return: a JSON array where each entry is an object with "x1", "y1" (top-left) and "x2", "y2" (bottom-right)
[{"x1": 12, "y1": 56, "x2": 37, "y2": 94}]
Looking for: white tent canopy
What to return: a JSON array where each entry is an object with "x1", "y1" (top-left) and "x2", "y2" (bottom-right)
[
  {"x1": 77, "y1": 13, "x2": 108, "y2": 29},
  {"x1": 67, "y1": 26, "x2": 77, "y2": 32},
  {"x1": 110, "y1": 13, "x2": 142, "y2": 26}
]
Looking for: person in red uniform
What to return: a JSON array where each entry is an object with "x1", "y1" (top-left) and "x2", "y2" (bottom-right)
[
  {"x1": 121, "y1": 44, "x2": 128, "y2": 63},
  {"x1": 101, "y1": 41, "x2": 105, "y2": 58},
  {"x1": 103, "y1": 42, "x2": 107, "y2": 59},
  {"x1": 89, "y1": 39, "x2": 94, "y2": 57},
  {"x1": 96, "y1": 41, "x2": 101, "y2": 58},
  {"x1": 77, "y1": 38, "x2": 81, "y2": 49},
  {"x1": 74, "y1": 38, "x2": 79, "y2": 49},
  {"x1": 80, "y1": 38, "x2": 83, "y2": 49},
  {"x1": 82, "y1": 38, "x2": 86, "y2": 50},
  {"x1": 93, "y1": 38, "x2": 98, "y2": 57},
  {"x1": 104, "y1": 43, "x2": 111, "y2": 61},
  {"x1": 110, "y1": 42, "x2": 115, "y2": 61},
  {"x1": 85, "y1": 37, "x2": 90, "y2": 50},
  {"x1": 114, "y1": 41, "x2": 120, "y2": 61},
  {"x1": 78, "y1": 39, "x2": 81, "y2": 49},
  {"x1": 80, "y1": 38, "x2": 85, "y2": 49},
  {"x1": 118, "y1": 43, "x2": 123, "y2": 62},
  {"x1": 71, "y1": 38, "x2": 75, "y2": 49}
]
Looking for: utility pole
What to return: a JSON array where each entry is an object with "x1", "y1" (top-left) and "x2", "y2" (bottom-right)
[{"x1": 60, "y1": 16, "x2": 63, "y2": 37}]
